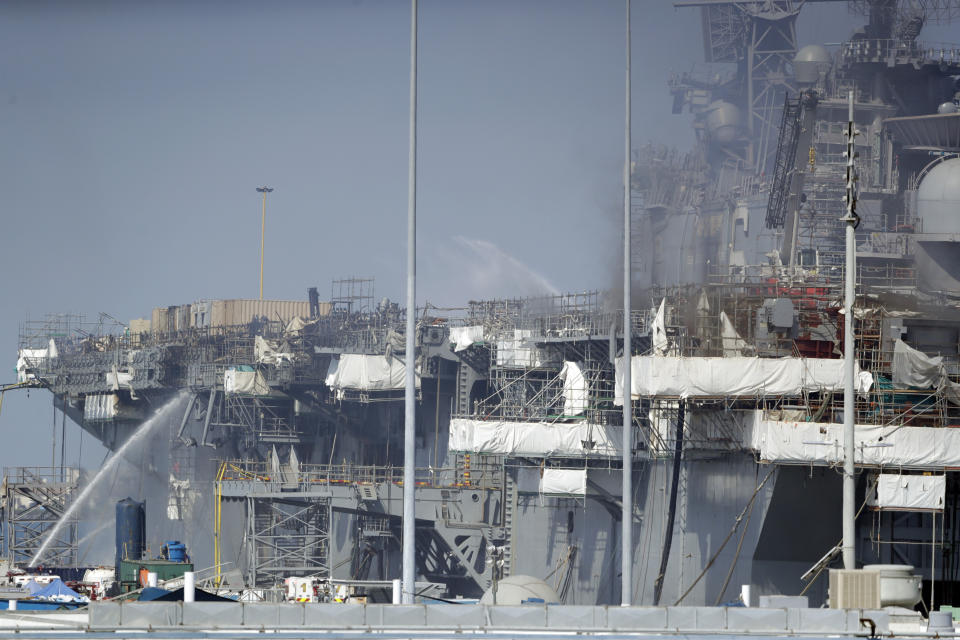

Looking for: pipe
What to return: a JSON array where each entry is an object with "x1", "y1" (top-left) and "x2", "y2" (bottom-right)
[
  {"x1": 201, "y1": 390, "x2": 216, "y2": 448},
  {"x1": 401, "y1": 0, "x2": 418, "y2": 606},
  {"x1": 176, "y1": 393, "x2": 196, "y2": 441},
  {"x1": 183, "y1": 571, "x2": 195, "y2": 603},
  {"x1": 621, "y1": 0, "x2": 633, "y2": 608},
  {"x1": 653, "y1": 401, "x2": 684, "y2": 605}
]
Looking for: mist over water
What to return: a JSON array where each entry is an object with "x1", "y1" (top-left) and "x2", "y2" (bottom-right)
[{"x1": 30, "y1": 391, "x2": 191, "y2": 568}]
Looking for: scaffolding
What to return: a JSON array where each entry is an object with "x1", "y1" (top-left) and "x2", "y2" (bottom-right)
[
  {"x1": 245, "y1": 495, "x2": 331, "y2": 588},
  {"x1": 331, "y1": 278, "x2": 375, "y2": 315},
  {"x1": 2, "y1": 467, "x2": 79, "y2": 567}
]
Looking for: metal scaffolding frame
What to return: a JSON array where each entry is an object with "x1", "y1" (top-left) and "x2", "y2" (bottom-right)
[
  {"x1": 245, "y1": 494, "x2": 331, "y2": 587},
  {"x1": 2, "y1": 467, "x2": 78, "y2": 567}
]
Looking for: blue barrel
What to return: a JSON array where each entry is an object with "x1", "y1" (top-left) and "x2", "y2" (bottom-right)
[
  {"x1": 164, "y1": 541, "x2": 186, "y2": 563},
  {"x1": 115, "y1": 498, "x2": 145, "y2": 570}
]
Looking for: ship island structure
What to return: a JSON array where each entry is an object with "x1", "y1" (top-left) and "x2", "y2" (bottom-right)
[{"x1": 7, "y1": 0, "x2": 960, "y2": 610}]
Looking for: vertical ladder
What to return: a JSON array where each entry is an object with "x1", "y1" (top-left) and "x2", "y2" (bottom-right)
[
  {"x1": 500, "y1": 470, "x2": 516, "y2": 577},
  {"x1": 456, "y1": 363, "x2": 471, "y2": 415}
]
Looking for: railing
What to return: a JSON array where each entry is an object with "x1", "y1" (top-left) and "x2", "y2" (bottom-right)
[
  {"x1": 3, "y1": 466, "x2": 79, "y2": 485},
  {"x1": 839, "y1": 39, "x2": 960, "y2": 68},
  {"x1": 217, "y1": 460, "x2": 503, "y2": 491}
]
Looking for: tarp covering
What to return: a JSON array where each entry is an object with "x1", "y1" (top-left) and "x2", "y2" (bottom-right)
[
  {"x1": 224, "y1": 368, "x2": 271, "y2": 396},
  {"x1": 540, "y1": 468, "x2": 587, "y2": 495},
  {"x1": 868, "y1": 473, "x2": 945, "y2": 511},
  {"x1": 84, "y1": 394, "x2": 119, "y2": 421},
  {"x1": 15, "y1": 340, "x2": 57, "y2": 382},
  {"x1": 448, "y1": 418, "x2": 622, "y2": 458},
  {"x1": 23, "y1": 580, "x2": 42, "y2": 595},
  {"x1": 615, "y1": 355, "x2": 873, "y2": 403},
  {"x1": 324, "y1": 354, "x2": 418, "y2": 392},
  {"x1": 35, "y1": 579, "x2": 86, "y2": 602},
  {"x1": 496, "y1": 330, "x2": 557, "y2": 368},
  {"x1": 284, "y1": 316, "x2": 317, "y2": 336},
  {"x1": 750, "y1": 418, "x2": 960, "y2": 469},
  {"x1": 449, "y1": 326, "x2": 484, "y2": 352},
  {"x1": 720, "y1": 311, "x2": 748, "y2": 356},
  {"x1": 651, "y1": 299, "x2": 669, "y2": 355},
  {"x1": 892, "y1": 339, "x2": 960, "y2": 404},
  {"x1": 106, "y1": 369, "x2": 133, "y2": 389},
  {"x1": 559, "y1": 361, "x2": 587, "y2": 416},
  {"x1": 255, "y1": 335, "x2": 294, "y2": 365},
  {"x1": 893, "y1": 339, "x2": 944, "y2": 388}
]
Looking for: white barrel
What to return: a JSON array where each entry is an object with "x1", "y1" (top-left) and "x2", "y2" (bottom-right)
[
  {"x1": 183, "y1": 571, "x2": 196, "y2": 603},
  {"x1": 147, "y1": 572, "x2": 158, "y2": 588},
  {"x1": 392, "y1": 578, "x2": 401, "y2": 605}
]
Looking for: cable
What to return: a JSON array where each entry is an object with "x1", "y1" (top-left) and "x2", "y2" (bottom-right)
[
  {"x1": 799, "y1": 474, "x2": 880, "y2": 596},
  {"x1": 714, "y1": 467, "x2": 758, "y2": 605},
  {"x1": 674, "y1": 466, "x2": 777, "y2": 606}
]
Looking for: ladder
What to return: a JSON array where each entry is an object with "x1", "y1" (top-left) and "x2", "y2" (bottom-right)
[{"x1": 766, "y1": 94, "x2": 804, "y2": 228}]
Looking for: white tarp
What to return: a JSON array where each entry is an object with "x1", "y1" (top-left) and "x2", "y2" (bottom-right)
[
  {"x1": 559, "y1": 361, "x2": 587, "y2": 416},
  {"x1": 84, "y1": 394, "x2": 119, "y2": 421},
  {"x1": 448, "y1": 418, "x2": 622, "y2": 458},
  {"x1": 255, "y1": 335, "x2": 294, "y2": 365},
  {"x1": 892, "y1": 339, "x2": 960, "y2": 405},
  {"x1": 449, "y1": 326, "x2": 485, "y2": 352},
  {"x1": 720, "y1": 311, "x2": 748, "y2": 356},
  {"x1": 867, "y1": 473, "x2": 945, "y2": 511},
  {"x1": 651, "y1": 298, "x2": 669, "y2": 355},
  {"x1": 15, "y1": 339, "x2": 57, "y2": 383},
  {"x1": 324, "y1": 354, "x2": 418, "y2": 392},
  {"x1": 750, "y1": 418, "x2": 960, "y2": 469},
  {"x1": 106, "y1": 369, "x2": 133, "y2": 390},
  {"x1": 615, "y1": 355, "x2": 873, "y2": 403},
  {"x1": 496, "y1": 329, "x2": 556, "y2": 368},
  {"x1": 224, "y1": 368, "x2": 271, "y2": 396},
  {"x1": 893, "y1": 339, "x2": 944, "y2": 388},
  {"x1": 540, "y1": 468, "x2": 587, "y2": 495}
]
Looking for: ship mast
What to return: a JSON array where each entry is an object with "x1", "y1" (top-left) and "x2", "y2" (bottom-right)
[{"x1": 842, "y1": 90, "x2": 859, "y2": 570}]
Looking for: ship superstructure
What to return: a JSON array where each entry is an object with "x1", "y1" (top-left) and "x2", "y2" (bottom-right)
[{"x1": 9, "y1": 0, "x2": 960, "y2": 608}]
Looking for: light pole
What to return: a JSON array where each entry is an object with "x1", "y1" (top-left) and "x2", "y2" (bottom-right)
[
  {"x1": 402, "y1": 0, "x2": 418, "y2": 605},
  {"x1": 256, "y1": 186, "x2": 273, "y2": 300},
  {"x1": 621, "y1": 0, "x2": 633, "y2": 607}
]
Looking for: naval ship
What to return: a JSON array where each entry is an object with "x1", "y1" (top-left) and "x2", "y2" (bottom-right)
[{"x1": 9, "y1": 0, "x2": 960, "y2": 608}]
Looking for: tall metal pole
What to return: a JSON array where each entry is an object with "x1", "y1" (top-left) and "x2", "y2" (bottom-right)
[
  {"x1": 256, "y1": 186, "x2": 273, "y2": 300},
  {"x1": 842, "y1": 90, "x2": 857, "y2": 570},
  {"x1": 621, "y1": 0, "x2": 633, "y2": 607},
  {"x1": 402, "y1": 0, "x2": 418, "y2": 605}
]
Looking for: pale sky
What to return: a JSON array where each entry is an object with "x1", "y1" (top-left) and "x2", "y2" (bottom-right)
[{"x1": 0, "y1": 0, "x2": 908, "y2": 467}]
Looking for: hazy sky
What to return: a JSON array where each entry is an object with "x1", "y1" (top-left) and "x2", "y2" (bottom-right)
[{"x1": 0, "y1": 1, "x2": 902, "y2": 467}]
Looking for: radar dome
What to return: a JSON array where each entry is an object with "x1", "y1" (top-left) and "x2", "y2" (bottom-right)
[
  {"x1": 706, "y1": 101, "x2": 741, "y2": 145},
  {"x1": 479, "y1": 575, "x2": 560, "y2": 605},
  {"x1": 917, "y1": 158, "x2": 960, "y2": 235},
  {"x1": 937, "y1": 102, "x2": 958, "y2": 114},
  {"x1": 794, "y1": 45, "x2": 830, "y2": 84},
  {"x1": 915, "y1": 158, "x2": 960, "y2": 291}
]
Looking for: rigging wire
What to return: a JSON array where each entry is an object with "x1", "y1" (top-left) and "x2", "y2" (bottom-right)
[{"x1": 674, "y1": 465, "x2": 777, "y2": 606}]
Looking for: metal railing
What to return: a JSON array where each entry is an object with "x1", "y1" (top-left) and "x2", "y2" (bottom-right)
[{"x1": 217, "y1": 459, "x2": 503, "y2": 491}]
